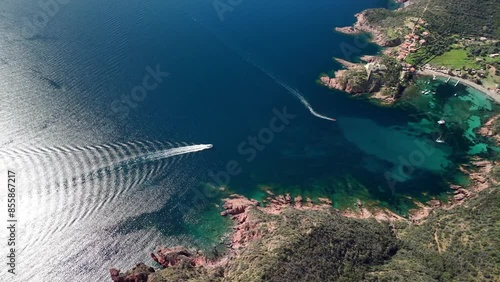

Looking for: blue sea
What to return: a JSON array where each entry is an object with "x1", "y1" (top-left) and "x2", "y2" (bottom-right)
[{"x1": 0, "y1": 0, "x2": 497, "y2": 280}]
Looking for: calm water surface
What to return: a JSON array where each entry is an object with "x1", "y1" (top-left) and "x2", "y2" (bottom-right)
[{"x1": 0, "y1": 0, "x2": 497, "y2": 280}]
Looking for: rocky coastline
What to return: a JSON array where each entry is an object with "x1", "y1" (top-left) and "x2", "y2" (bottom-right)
[
  {"x1": 334, "y1": 11, "x2": 401, "y2": 47},
  {"x1": 110, "y1": 151, "x2": 499, "y2": 281},
  {"x1": 109, "y1": 170, "x2": 495, "y2": 281},
  {"x1": 324, "y1": 3, "x2": 500, "y2": 105},
  {"x1": 109, "y1": 192, "x2": 406, "y2": 281},
  {"x1": 110, "y1": 2, "x2": 499, "y2": 280},
  {"x1": 478, "y1": 114, "x2": 500, "y2": 145},
  {"x1": 406, "y1": 114, "x2": 499, "y2": 223},
  {"x1": 321, "y1": 6, "x2": 422, "y2": 104},
  {"x1": 408, "y1": 157, "x2": 498, "y2": 223}
]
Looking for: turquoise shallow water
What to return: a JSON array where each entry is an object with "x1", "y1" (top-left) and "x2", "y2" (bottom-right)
[
  {"x1": 405, "y1": 77, "x2": 499, "y2": 156},
  {"x1": 0, "y1": 0, "x2": 498, "y2": 280}
]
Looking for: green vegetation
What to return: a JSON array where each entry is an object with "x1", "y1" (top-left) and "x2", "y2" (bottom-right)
[
  {"x1": 405, "y1": 34, "x2": 455, "y2": 66},
  {"x1": 149, "y1": 264, "x2": 223, "y2": 282},
  {"x1": 381, "y1": 56, "x2": 403, "y2": 87},
  {"x1": 334, "y1": 56, "x2": 404, "y2": 96},
  {"x1": 363, "y1": 8, "x2": 410, "y2": 31},
  {"x1": 469, "y1": 41, "x2": 500, "y2": 58},
  {"x1": 340, "y1": 67, "x2": 370, "y2": 91},
  {"x1": 225, "y1": 210, "x2": 398, "y2": 282},
  {"x1": 402, "y1": 0, "x2": 499, "y2": 38},
  {"x1": 431, "y1": 49, "x2": 480, "y2": 69},
  {"x1": 367, "y1": 187, "x2": 500, "y2": 281},
  {"x1": 364, "y1": 0, "x2": 499, "y2": 68},
  {"x1": 363, "y1": 8, "x2": 409, "y2": 42},
  {"x1": 364, "y1": 8, "x2": 394, "y2": 24},
  {"x1": 142, "y1": 185, "x2": 499, "y2": 282}
]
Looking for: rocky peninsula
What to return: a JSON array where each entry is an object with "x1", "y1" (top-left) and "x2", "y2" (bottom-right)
[
  {"x1": 321, "y1": 0, "x2": 500, "y2": 105},
  {"x1": 334, "y1": 11, "x2": 402, "y2": 47}
]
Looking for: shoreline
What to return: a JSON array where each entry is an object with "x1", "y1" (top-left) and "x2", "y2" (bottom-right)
[
  {"x1": 417, "y1": 69, "x2": 500, "y2": 104},
  {"x1": 110, "y1": 2, "x2": 500, "y2": 281},
  {"x1": 110, "y1": 110, "x2": 499, "y2": 280},
  {"x1": 111, "y1": 153, "x2": 498, "y2": 280},
  {"x1": 328, "y1": 7, "x2": 500, "y2": 106},
  {"x1": 334, "y1": 12, "x2": 401, "y2": 47}
]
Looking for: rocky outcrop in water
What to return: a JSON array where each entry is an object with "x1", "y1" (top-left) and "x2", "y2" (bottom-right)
[{"x1": 478, "y1": 114, "x2": 500, "y2": 146}]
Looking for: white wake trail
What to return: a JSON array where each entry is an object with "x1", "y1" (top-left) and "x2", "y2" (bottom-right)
[
  {"x1": 142, "y1": 144, "x2": 213, "y2": 162},
  {"x1": 255, "y1": 64, "x2": 336, "y2": 122},
  {"x1": 187, "y1": 17, "x2": 335, "y2": 122},
  {"x1": 101, "y1": 144, "x2": 213, "y2": 172}
]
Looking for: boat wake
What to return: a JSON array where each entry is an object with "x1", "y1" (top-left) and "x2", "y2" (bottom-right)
[
  {"x1": 188, "y1": 16, "x2": 336, "y2": 122},
  {"x1": 254, "y1": 64, "x2": 336, "y2": 122},
  {"x1": 0, "y1": 141, "x2": 213, "y2": 248},
  {"x1": 87, "y1": 143, "x2": 214, "y2": 173},
  {"x1": 0, "y1": 140, "x2": 213, "y2": 281}
]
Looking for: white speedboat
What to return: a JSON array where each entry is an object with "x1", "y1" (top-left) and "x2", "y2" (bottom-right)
[
  {"x1": 437, "y1": 120, "x2": 445, "y2": 125},
  {"x1": 435, "y1": 136, "x2": 445, "y2": 143}
]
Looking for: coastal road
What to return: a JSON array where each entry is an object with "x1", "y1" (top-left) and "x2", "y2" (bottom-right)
[{"x1": 418, "y1": 69, "x2": 500, "y2": 104}]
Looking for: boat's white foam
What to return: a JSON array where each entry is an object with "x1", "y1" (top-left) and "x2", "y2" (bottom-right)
[
  {"x1": 256, "y1": 65, "x2": 336, "y2": 122},
  {"x1": 189, "y1": 17, "x2": 336, "y2": 122},
  {"x1": 141, "y1": 144, "x2": 213, "y2": 162},
  {"x1": 0, "y1": 141, "x2": 213, "y2": 249}
]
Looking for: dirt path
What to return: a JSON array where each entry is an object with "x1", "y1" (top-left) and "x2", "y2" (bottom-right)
[{"x1": 434, "y1": 228, "x2": 443, "y2": 254}]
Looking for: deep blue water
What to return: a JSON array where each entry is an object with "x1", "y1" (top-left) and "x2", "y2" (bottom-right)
[{"x1": 0, "y1": 0, "x2": 497, "y2": 280}]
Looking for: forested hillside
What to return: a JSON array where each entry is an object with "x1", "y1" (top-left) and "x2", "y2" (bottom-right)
[
  {"x1": 139, "y1": 186, "x2": 499, "y2": 282},
  {"x1": 406, "y1": 0, "x2": 499, "y2": 37},
  {"x1": 366, "y1": 0, "x2": 499, "y2": 38}
]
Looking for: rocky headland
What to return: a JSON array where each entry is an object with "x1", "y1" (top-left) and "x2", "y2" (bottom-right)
[
  {"x1": 323, "y1": 0, "x2": 500, "y2": 105},
  {"x1": 320, "y1": 56, "x2": 403, "y2": 104},
  {"x1": 335, "y1": 11, "x2": 402, "y2": 47}
]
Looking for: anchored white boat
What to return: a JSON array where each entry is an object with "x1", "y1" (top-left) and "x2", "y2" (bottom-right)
[{"x1": 437, "y1": 120, "x2": 445, "y2": 125}]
